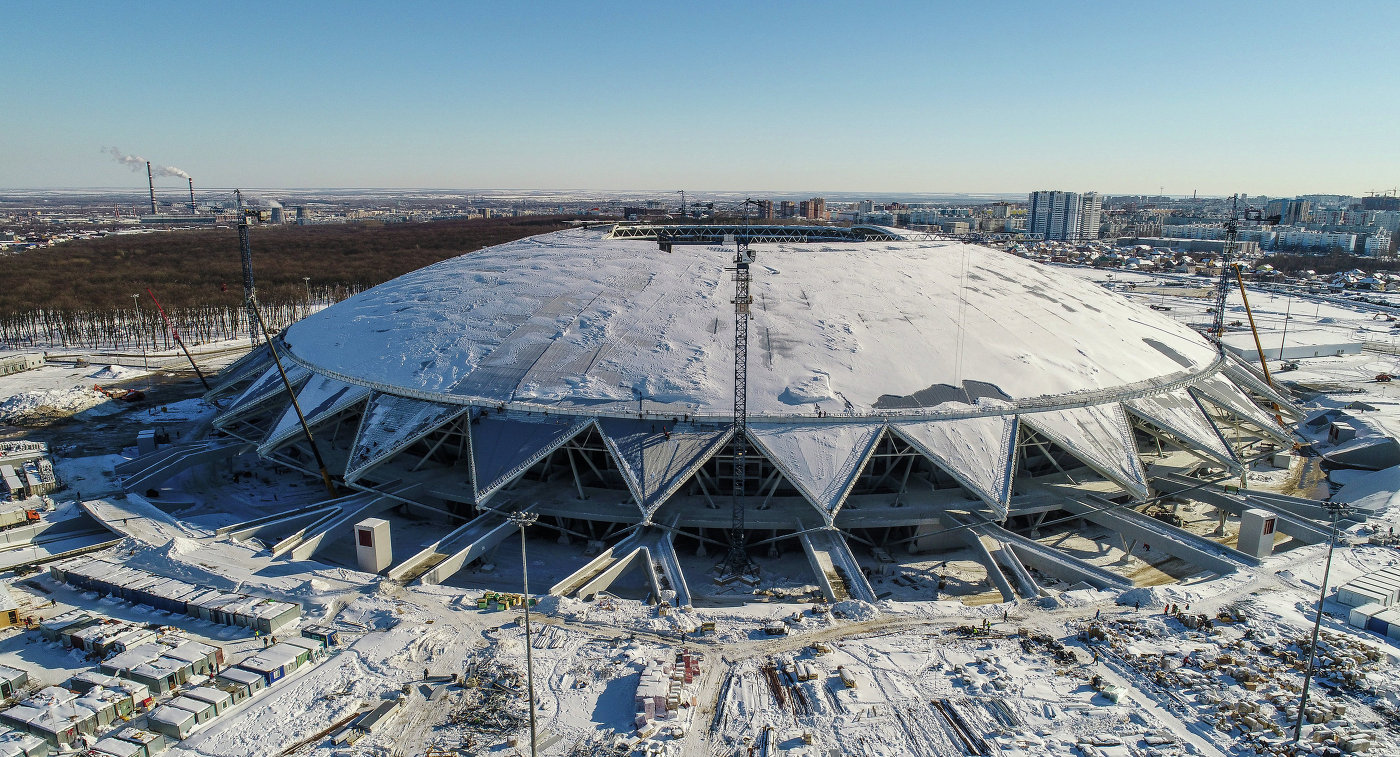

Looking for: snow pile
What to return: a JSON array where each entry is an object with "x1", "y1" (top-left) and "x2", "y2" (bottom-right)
[
  {"x1": 778, "y1": 372, "x2": 835, "y2": 405},
  {"x1": 831, "y1": 599, "x2": 877, "y2": 621},
  {"x1": 1116, "y1": 585, "x2": 1202, "y2": 610},
  {"x1": 337, "y1": 595, "x2": 405, "y2": 631},
  {"x1": 88, "y1": 364, "x2": 146, "y2": 381},
  {"x1": 0, "y1": 385, "x2": 109, "y2": 422},
  {"x1": 1334, "y1": 464, "x2": 1400, "y2": 516}
]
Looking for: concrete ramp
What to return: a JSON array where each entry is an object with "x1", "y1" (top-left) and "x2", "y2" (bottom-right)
[
  {"x1": 549, "y1": 529, "x2": 663, "y2": 601},
  {"x1": 222, "y1": 503, "x2": 343, "y2": 545},
  {"x1": 1058, "y1": 491, "x2": 1259, "y2": 576},
  {"x1": 417, "y1": 510, "x2": 525, "y2": 586},
  {"x1": 798, "y1": 529, "x2": 877, "y2": 604},
  {"x1": 649, "y1": 529, "x2": 692, "y2": 608},
  {"x1": 1151, "y1": 473, "x2": 1330, "y2": 545},
  {"x1": 946, "y1": 518, "x2": 1018, "y2": 602},
  {"x1": 282, "y1": 488, "x2": 414, "y2": 561},
  {"x1": 118, "y1": 440, "x2": 249, "y2": 493},
  {"x1": 980, "y1": 523, "x2": 1132, "y2": 591}
]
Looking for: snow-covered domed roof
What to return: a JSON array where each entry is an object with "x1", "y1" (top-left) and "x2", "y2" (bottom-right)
[
  {"x1": 280, "y1": 226, "x2": 1220, "y2": 419},
  {"x1": 212, "y1": 226, "x2": 1298, "y2": 525}
]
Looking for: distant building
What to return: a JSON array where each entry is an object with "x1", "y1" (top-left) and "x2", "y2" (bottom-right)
[
  {"x1": 1365, "y1": 229, "x2": 1393, "y2": 257},
  {"x1": 1362, "y1": 194, "x2": 1400, "y2": 212},
  {"x1": 798, "y1": 198, "x2": 827, "y2": 221},
  {"x1": 778, "y1": 201, "x2": 797, "y2": 219},
  {"x1": 1274, "y1": 227, "x2": 1356, "y2": 253},
  {"x1": 1080, "y1": 192, "x2": 1102, "y2": 241},
  {"x1": 1028, "y1": 190, "x2": 1098, "y2": 241},
  {"x1": 1282, "y1": 199, "x2": 1312, "y2": 226},
  {"x1": 756, "y1": 200, "x2": 775, "y2": 220}
]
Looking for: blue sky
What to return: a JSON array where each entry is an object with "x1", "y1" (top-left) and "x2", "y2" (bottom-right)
[{"x1": 2, "y1": 1, "x2": 1396, "y2": 195}]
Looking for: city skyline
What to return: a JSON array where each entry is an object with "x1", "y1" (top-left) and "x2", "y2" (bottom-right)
[{"x1": 2, "y1": 0, "x2": 1397, "y2": 194}]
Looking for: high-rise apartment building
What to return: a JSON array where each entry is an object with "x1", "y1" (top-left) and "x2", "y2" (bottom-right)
[
  {"x1": 799, "y1": 197, "x2": 827, "y2": 221},
  {"x1": 1028, "y1": 191, "x2": 1101, "y2": 241},
  {"x1": 1079, "y1": 192, "x2": 1101, "y2": 241},
  {"x1": 1282, "y1": 200, "x2": 1312, "y2": 226},
  {"x1": 778, "y1": 201, "x2": 798, "y2": 218}
]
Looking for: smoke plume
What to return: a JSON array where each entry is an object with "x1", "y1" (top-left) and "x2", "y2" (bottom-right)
[
  {"x1": 106, "y1": 147, "x2": 147, "y2": 171},
  {"x1": 105, "y1": 147, "x2": 191, "y2": 179},
  {"x1": 155, "y1": 164, "x2": 191, "y2": 180}
]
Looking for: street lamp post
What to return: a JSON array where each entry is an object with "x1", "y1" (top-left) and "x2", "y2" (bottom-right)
[
  {"x1": 509, "y1": 510, "x2": 540, "y2": 757},
  {"x1": 1293, "y1": 502, "x2": 1348, "y2": 743}
]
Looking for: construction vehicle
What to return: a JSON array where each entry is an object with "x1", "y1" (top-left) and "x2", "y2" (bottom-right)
[
  {"x1": 0, "y1": 507, "x2": 40, "y2": 530},
  {"x1": 92, "y1": 385, "x2": 145, "y2": 402}
]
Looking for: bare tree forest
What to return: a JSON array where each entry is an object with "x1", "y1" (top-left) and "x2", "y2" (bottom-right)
[{"x1": 0, "y1": 216, "x2": 577, "y2": 351}]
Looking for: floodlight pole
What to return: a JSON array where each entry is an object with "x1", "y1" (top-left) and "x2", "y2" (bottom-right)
[
  {"x1": 510, "y1": 510, "x2": 540, "y2": 757},
  {"x1": 1293, "y1": 502, "x2": 1346, "y2": 743}
]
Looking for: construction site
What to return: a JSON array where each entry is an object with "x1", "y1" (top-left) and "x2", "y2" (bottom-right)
[{"x1": 0, "y1": 222, "x2": 1396, "y2": 756}]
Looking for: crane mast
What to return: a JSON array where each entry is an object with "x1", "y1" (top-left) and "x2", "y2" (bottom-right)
[
  {"x1": 1209, "y1": 195, "x2": 1240, "y2": 349},
  {"x1": 235, "y1": 190, "x2": 259, "y2": 347},
  {"x1": 720, "y1": 199, "x2": 762, "y2": 579}
]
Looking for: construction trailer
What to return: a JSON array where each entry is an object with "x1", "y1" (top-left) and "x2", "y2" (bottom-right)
[
  {"x1": 67, "y1": 672, "x2": 150, "y2": 711},
  {"x1": 0, "y1": 666, "x2": 28, "y2": 701},
  {"x1": 1336, "y1": 567, "x2": 1400, "y2": 608},
  {"x1": 214, "y1": 668, "x2": 265, "y2": 699},
  {"x1": 0, "y1": 354, "x2": 43, "y2": 378},
  {"x1": 48, "y1": 557, "x2": 301, "y2": 633},
  {"x1": 109, "y1": 726, "x2": 167, "y2": 757},
  {"x1": 182, "y1": 686, "x2": 232, "y2": 716},
  {"x1": 234, "y1": 642, "x2": 307, "y2": 685},
  {"x1": 300, "y1": 624, "x2": 341, "y2": 648},
  {"x1": 100, "y1": 643, "x2": 209, "y2": 696},
  {"x1": 74, "y1": 687, "x2": 136, "y2": 729},
  {"x1": 0, "y1": 687, "x2": 98, "y2": 748},
  {"x1": 145, "y1": 704, "x2": 198, "y2": 741},
  {"x1": 89, "y1": 736, "x2": 144, "y2": 757},
  {"x1": 0, "y1": 727, "x2": 47, "y2": 757}
]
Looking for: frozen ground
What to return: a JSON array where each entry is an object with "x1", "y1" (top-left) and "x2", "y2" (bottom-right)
[{"x1": 2, "y1": 270, "x2": 1400, "y2": 755}]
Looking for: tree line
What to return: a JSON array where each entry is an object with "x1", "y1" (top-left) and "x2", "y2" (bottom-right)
[{"x1": 0, "y1": 216, "x2": 576, "y2": 350}]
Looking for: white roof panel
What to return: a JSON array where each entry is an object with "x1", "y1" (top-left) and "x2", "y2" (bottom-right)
[
  {"x1": 1126, "y1": 389, "x2": 1238, "y2": 468},
  {"x1": 469, "y1": 414, "x2": 592, "y2": 502},
  {"x1": 1022, "y1": 404, "x2": 1149, "y2": 499},
  {"x1": 258, "y1": 374, "x2": 370, "y2": 454},
  {"x1": 1191, "y1": 372, "x2": 1292, "y2": 443},
  {"x1": 344, "y1": 394, "x2": 469, "y2": 482},
  {"x1": 890, "y1": 415, "x2": 1017, "y2": 515},
  {"x1": 596, "y1": 419, "x2": 733, "y2": 516},
  {"x1": 747, "y1": 422, "x2": 884, "y2": 520}
]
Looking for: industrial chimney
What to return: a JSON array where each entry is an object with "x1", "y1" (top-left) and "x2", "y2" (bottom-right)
[
  {"x1": 188, "y1": 178, "x2": 196, "y2": 213},
  {"x1": 146, "y1": 162, "x2": 157, "y2": 214}
]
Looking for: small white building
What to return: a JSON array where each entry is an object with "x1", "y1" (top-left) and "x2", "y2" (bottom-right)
[{"x1": 1220, "y1": 328, "x2": 1363, "y2": 362}]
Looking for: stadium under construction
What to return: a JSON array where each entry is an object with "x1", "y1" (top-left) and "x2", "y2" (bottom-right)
[{"x1": 122, "y1": 225, "x2": 1326, "y2": 607}]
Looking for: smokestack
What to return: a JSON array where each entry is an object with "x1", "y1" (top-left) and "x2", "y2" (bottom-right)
[
  {"x1": 188, "y1": 178, "x2": 196, "y2": 213},
  {"x1": 146, "y1": 162, "x2": 157, "y2": 214}
]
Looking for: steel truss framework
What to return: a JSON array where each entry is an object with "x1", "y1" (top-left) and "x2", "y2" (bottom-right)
[
  {"x1": 605, "y1": 224, "x2": 945, "y2": 245},
  {"x1": 215, "y1": 370, "x2": 1286, "y2": 537}
]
